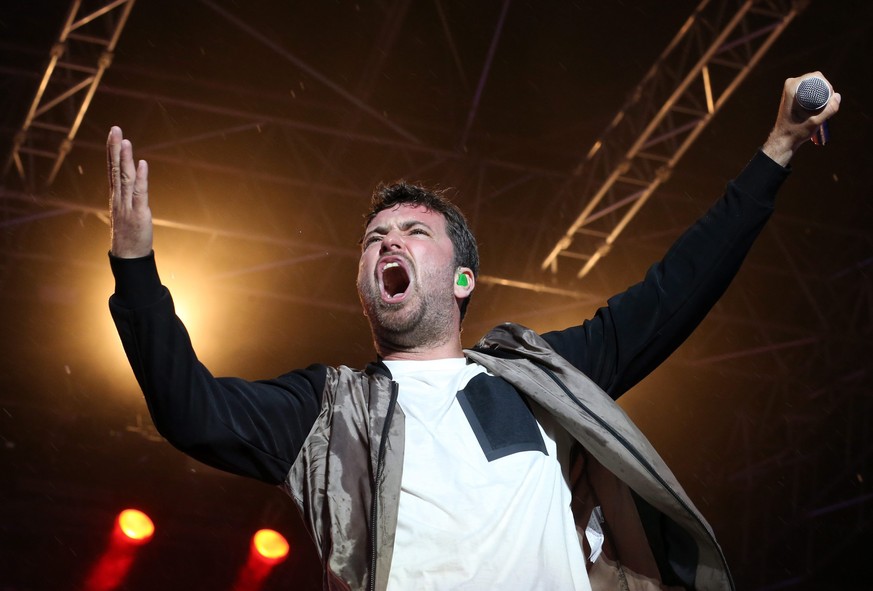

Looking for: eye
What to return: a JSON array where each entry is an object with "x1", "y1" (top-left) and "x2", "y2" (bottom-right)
[
  {"x1": 409, "y1": 227, "x2": 429, "y2": 236},
  {"x1": 363, "y1": 235, "x2": 382, "y2": 247}
]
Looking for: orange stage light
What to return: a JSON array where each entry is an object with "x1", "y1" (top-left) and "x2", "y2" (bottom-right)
[
  {"x1": 232, "y1": 529, "x2": 290, "y2": 591},
  {"x1": 117, "y1": 508, "x2": 155, "y2": 543},
  {"x1": 252, "y1": 529, "x2": 290, "y2": 562},
  {"x1": 83, "y1": 509, "x2": 155, "y2": 591}
]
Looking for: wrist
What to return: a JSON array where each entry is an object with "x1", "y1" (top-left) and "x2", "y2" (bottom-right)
[{"x1": 761, "y1": 132, "x2": 796, "y2": 167}]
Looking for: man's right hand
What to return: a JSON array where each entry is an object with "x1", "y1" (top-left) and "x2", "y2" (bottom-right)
[{"x1": 108, "y1": 126, "x2": 153, "y2": 258}]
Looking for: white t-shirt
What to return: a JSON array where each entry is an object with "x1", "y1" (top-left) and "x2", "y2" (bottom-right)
[{"x1": 384, "y1": 358, "x2": 591, "y2": 591}]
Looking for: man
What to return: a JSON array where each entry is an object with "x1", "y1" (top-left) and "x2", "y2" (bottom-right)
[{"x1": 107, "y1": 73, "x2": 839, "y2": 590}]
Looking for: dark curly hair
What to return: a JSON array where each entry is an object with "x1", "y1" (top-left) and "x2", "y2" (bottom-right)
[{"x1": 365, "y1": 182, "x2": 479, "y2": 320}]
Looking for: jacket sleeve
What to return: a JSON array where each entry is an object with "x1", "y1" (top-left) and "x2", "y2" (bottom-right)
[
  {"x1": 108, "y1": 253, "x2": 326, "y2": 485},
  {"x1": 541, "y1": 150, "x2": 789, "y2": 399}
]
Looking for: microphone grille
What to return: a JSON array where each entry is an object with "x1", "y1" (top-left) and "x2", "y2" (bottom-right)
[{"x1": 796, "y1": 77, "x2": 831, "y2": 111}]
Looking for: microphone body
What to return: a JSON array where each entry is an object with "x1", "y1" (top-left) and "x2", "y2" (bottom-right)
[{"x1": 795, "y1": 77, "x2": 832, "y2": 146}]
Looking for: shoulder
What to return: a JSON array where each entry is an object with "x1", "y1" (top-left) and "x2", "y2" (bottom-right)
[{"x1": 473, "y1": 322, "x2": 559, "y2": 363}]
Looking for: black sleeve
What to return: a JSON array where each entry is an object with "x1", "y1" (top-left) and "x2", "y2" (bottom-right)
[
  {"x1": 108, "y1": 252, "x2": 326, "y2": 485},
  {"x1": 542, "y1": 150, "x2": 789, "y2": 399}
]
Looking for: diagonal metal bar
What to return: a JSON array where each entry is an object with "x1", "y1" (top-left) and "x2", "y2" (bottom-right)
[
  {"x1": 768, "y1": 223, "x2": 830, "y2": 329},
  {"x1": 457, "y1": 0, "x2": 512, "y2": 150},
  {"x1": 475, "y1": 274, "x2": 600, "y2": 301},
  {"x1": 0, "y1": 189, "x2": 359, "y2": 257},
  {"x1": 209, "y1": 252, "x2": 332, "y2": 280},
  {"x1": 685, "y1": 335, "x2": 818, "y2": 365},
  {"x1": 0, "y1": 208, "x2": 74, "y2": 229},
  {"x1": 198, "y1": 0, "x2": 422, "y2": 145},
  {"x1": 217, "y1": 284, "x2": 362, "y2": 315},
  {"x1": 433, "y1": 0, "x2": 470, "y2": 92},
  {"x1": 93, "y1": 84, "x2": 570, "y2": 180},
  {"x1": 139, "y1": 122, "x2": 266, "y2": 153}
]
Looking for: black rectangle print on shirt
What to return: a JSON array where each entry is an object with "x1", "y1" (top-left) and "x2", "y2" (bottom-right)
[{"x1": 456, "y1": 374, "x2": 548, "y2": 461}]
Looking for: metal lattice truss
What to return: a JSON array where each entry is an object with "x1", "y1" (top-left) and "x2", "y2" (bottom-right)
[
  {"x1": 3, "y1": 0, "x2": 136, "y2": 191},
  {"x1": 542, "y1": 0, "x2": 802, "y2": 278}
]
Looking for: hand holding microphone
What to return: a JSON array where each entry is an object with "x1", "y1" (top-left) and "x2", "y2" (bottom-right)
[
  {"x1": 762, "y1": 72, "x2": 840, "y2": 166},
  {"x1": 795, "y1": 76, "x2": 832, "y2": 146}
]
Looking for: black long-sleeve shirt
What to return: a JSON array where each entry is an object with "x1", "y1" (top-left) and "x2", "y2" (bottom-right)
[{"x1": 109, "y1": 150, "x2": 788, "y2": 485}]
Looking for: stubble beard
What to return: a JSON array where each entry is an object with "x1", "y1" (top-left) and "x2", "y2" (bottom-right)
[{"x1": 358, "y1": 268, "x2": 456, "y2": 352}]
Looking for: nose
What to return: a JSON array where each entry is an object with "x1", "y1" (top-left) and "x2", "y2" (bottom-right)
[{"x1": 380, "y1": 229, "x2": 404, "y2": 253}]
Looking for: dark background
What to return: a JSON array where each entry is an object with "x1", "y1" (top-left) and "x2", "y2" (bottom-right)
[{"x1": 1, "y1": 1, "x2": 871, "y2": 589}]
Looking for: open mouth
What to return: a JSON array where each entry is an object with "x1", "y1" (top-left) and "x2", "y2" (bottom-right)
[{"x1": 381, "y1": 260, "x2": 410, "y2": 302}]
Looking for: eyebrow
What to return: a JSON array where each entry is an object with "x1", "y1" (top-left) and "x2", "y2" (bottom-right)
[{"x1": 361, "y1": 219, "x2": 433, "y2": 242}]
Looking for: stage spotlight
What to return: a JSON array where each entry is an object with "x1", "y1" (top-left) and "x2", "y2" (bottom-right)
[
  {"x1": 232, "y1": 529, "x2": 290, "y2": 591},
  {"x1": 252, "y1": 528, "x2": 290, "y2": 562},
  {"x1": 82, "y1": 509, "x2": 155, "y2": 591},
  {"x1": 117, "y1": 508, "x2": 155, "y2": 543}
]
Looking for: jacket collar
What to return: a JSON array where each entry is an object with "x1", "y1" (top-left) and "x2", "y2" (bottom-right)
[{"x1": 366, "y1": 359, "x2": 392, "y2": 379}]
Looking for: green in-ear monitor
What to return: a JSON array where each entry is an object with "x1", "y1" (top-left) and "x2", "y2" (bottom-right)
[{"x1": 457, "y1": 275, "x2": 469, "y2": 287}]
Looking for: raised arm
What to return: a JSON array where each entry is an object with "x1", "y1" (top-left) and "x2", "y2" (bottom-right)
[
  {"x1": 106, "y1": 128, "x2": 325, "y2": 484},
  {"x1": 543, "y1": 73, "x2": 840, "y2": 398}
]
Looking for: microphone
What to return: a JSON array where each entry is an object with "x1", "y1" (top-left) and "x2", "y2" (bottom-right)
[{"x1": 795, "y1": 77, "x2": 832, "y2": 146}]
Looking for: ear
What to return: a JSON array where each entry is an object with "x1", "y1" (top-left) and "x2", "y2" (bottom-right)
[{"x1": 453, "y1": 268, "x2": 475, "y2": 300}]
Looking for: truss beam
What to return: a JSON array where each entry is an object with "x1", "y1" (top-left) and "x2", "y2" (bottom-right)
[
  {"x1": 541, "y1": 0, "x2": 803, "y2": 279},
  {"x1": 3, "y1": 0, "x2": 136, "y2": 191}
]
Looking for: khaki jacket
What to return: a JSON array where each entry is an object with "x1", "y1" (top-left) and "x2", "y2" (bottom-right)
[{"x1": 285, "y1": 322, "x2": 733, "y2": 591}]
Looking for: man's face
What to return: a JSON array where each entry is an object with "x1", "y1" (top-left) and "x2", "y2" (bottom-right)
[{"x1": 357, "y1": 204, "x2": 459, "y2": 350}]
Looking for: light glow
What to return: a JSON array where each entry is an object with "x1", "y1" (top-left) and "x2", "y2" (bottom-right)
[
  {"x1": 117, "y1": 509, "x2": 154, "y2": 542},
  {"x1": 82, "y1": 509, "x2": 152, "y2": 591},
  {"x1": 232, "y1": 529, "x2": 290, "y2": 590},
  {"x1": 252, "y1": 529, "x2": 289, "y2": 562}
]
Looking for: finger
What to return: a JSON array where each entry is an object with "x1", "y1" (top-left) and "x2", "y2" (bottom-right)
[
  {"x1": 107, "y1": 127, "x2": 123, "y2": 203},
  {"x1": 119, "y1": 139, "x2": 137, "y2": 208},
  {"x1": 132, "y1": 159, "x2": 149, "y2": 210}
]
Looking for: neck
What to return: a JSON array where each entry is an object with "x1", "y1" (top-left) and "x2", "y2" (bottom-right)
[{"x1": 375, "y1": 332, "x2": 465, "y2": 361}]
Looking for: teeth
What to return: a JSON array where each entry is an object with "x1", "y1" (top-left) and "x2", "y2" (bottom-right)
[{"x1": 384, "y1": 262, "x2": 400, "y2": 269}]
